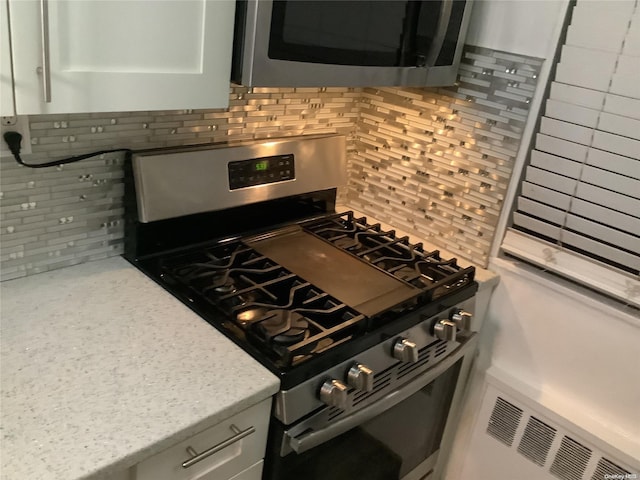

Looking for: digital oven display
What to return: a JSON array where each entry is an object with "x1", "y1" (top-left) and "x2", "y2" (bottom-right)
[
  {"x1": 228, "y1": 154, "x2": 295, "y2": 190},
  {"x1": 255, "y1": 160, "x2": 269, "y2": 171}
]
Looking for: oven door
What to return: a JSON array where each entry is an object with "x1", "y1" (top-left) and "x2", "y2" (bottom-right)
[{"x1": 265, "y1": 334, "x2": 477, "y2": 480}]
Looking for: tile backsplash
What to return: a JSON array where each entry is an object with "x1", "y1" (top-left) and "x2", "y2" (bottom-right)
[
  {"x1": 0, "y1": 46, "x2": 541, "y2": 281},
  {"x1": 348, "y1": 47, "x2": 541, "y2": 265},
  {"x1": 0, "y1": 88, "x2": 360, "y2": 281}
]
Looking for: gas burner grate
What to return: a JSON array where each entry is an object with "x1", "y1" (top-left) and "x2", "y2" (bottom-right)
[
  {"x1": 160, "y1": 241, "x2": 368, "y2": 368},
  {"x1": 302, "y1": 211, "x2": 475, "y2": 301}
]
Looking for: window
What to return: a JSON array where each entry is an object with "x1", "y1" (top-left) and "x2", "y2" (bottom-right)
[{"x1": 501, "y1": 0, "x2": 640, "y2": 308}]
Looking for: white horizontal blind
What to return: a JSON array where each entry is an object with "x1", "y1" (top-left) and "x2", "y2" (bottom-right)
[{"x1": 503, "y1": 0, "x2": 640, "y2": 307}]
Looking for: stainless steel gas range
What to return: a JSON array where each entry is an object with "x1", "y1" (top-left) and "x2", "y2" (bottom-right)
[{"x1": 124, "y1": 134, "x2": 478, "y2": 480}]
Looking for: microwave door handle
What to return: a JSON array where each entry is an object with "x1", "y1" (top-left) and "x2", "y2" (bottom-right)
[
  {"x1": 424, "y1": 0, "x2": 453, "y2": 66},
  {"x1": 286, "y1": 333, "x2": 477, "y2": 454}
]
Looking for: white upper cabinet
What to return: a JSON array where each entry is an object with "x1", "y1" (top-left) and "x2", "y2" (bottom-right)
[
  {"x1": 8, "y1": 0, "x2": 234, "y2": 114},
  {"x1": 466, "y1": 0, "x2": 568, "y2": 59},
  {"x1": 1, "y1": 0, "x2": 15, "y2": 116}
]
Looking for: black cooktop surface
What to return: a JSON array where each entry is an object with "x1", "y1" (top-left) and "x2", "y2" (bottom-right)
[{"x1": 131, "y1": 211, "x2": 476, "y2": 388}]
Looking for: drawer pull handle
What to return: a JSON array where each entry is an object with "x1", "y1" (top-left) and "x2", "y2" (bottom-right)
[{"x1": 182, "y1": 424, "x2": 255, "y2": 469}]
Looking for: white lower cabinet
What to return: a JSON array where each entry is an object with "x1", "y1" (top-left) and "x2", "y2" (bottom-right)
[
  {"x1": 134, "y1": 399, "x2": 271, "y2": 480},
  {"x1": 229, "y1": 461, "x2": 264, "y2": 480}
]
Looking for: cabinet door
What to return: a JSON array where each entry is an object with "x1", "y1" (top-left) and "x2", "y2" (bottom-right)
[
  {"x1": 1, "y1": 0, "x2": 15, "y2": 116},
  {"x1": 9, "y1": 0, "x2": 234, "y2": 114},
  {"x1": 465, "y1": 0, "x2": 567, "y2": 59}
]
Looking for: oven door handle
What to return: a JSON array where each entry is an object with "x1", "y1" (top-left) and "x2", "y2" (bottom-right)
[{"x1": 286, "y1": 333, "x2": 477, "y2": 454}]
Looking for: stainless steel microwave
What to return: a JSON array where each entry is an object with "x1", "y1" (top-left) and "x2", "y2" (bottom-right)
[{"x1": 231, "y1": 0, "x2": 475, "y2": 88}]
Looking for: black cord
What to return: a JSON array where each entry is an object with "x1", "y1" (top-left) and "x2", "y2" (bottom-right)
[{"x1": 3, "y1": 131, "x2": 131, "y2": 168}]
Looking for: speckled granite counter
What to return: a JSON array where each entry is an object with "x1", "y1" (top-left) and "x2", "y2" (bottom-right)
[{"x1": 0, "y1": 257, "x2": 280, "y2": 480}]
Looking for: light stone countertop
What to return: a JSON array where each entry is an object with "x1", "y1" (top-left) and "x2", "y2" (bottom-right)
[{"x1": 0, "y1": 257, "x2": 280, "y2": 480}]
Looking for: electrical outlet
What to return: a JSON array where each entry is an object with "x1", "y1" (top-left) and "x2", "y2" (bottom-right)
[{"x1": 1, "y1": 115, "x2": 32, "y2": 156}]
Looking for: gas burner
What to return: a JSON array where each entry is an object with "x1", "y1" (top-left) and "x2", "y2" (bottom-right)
[
  {"x1": 254, "y1": 310, "x2": 310, "y2": 346},
  {"x1": 223, "y1": 291, "x2": 259, "y2": 311},
  {"x1": 302, "y1": 211, "x2": 475, "y2": 302},
  {"x1": 236, "y1": 308, "x2": 268, "y2": 328},
  {"x1": 213, "y1": 277, "x2": 236, "y2": 294}
]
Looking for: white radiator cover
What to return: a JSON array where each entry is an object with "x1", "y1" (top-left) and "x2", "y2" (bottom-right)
[{"x1": 458, "y1": 371, "x2": 639, "y2": 480}]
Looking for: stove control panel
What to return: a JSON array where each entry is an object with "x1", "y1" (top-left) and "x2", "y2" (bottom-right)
[
  {"x1": 274, "y1": 297, "x2": 477, "y2": 425},
  {"x1": 319, "y1": 365, "x2": 374, "y2": 409},
  {"x1": 228, "y1": 153, "x2": 296, "y2": 190}
]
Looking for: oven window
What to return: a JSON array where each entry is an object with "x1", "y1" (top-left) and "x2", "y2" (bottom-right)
[
  {"x1": 269, "y1": 359, "x2": 462, "y2": 480},
  {"x1": 268, "y1": 1, "x2": 443, "y2": 67}
]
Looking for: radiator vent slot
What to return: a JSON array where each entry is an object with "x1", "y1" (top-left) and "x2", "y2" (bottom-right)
[
  {"x1": 549, "y1": 436, "x2": 592, "y2": 480},
  {"x1": 517, "y1": 416, "x2": 557, "y2": 466},
  {"x1": 486, "y1": 396, "x2": 523, "y2": 446},
  {"x1": 590, "y1": 457, "x2": 631, "y2": 480}
]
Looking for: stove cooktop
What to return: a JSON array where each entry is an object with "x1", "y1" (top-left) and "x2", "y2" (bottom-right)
[
  {"x1": 160, "y1": 239, "x2": 369, "y2": 368},
  {"x1": 139, "y1": 211, "x2": 476, "y2": 388},
  {"x1": 302, "y1": 212, "x2": 475, "y2": 303},
  {"x1": 123, "y1": 136, "x2": 477, "y2": 389}
]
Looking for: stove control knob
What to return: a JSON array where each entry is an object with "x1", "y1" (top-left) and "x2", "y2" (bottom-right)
[
  {"x1": 319, "y1": 379, "x2": 348, "y2": 410},
  {"x1": 347, "y1": 363, "x2": 374, "y2": 392},
  {"x1": 450, "y1": 309, "x2": 473, "y2": 331},
  {"x1": 434, "y1": 320, "x2": 457, "y2": 342},
  {"x1": 393, "y1": 338, "x2": 419, "y2": 363}
]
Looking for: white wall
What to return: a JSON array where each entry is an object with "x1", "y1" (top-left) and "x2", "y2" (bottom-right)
[
  {"x1": 466, "y1": 0, "x2": 567, "y2": 58},
  {"x1": 445, "y1": 259, "x2": 640, "y2": 479},
  {"x1": 445, "y1": 1, "x2": 640, "y2": 477},
  {"x1": 483, "y1": 259, "x2": 639, "y2": 432}
]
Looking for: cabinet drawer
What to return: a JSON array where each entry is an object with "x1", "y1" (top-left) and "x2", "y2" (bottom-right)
[
  {"x1": 229, "y1": 460, "x2": 263, "y2": 480},
  {"x1": 135, "y1": 399, "x2": 271, "y2": 480}
]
